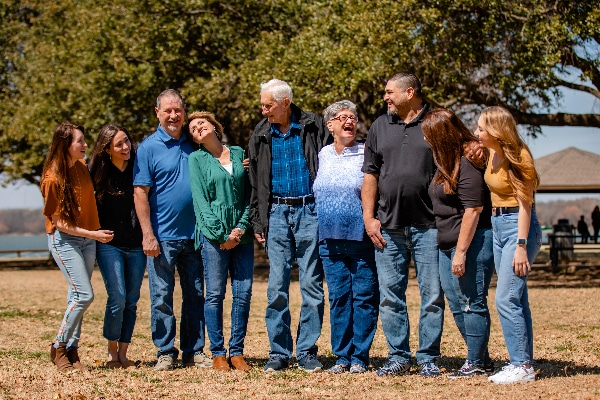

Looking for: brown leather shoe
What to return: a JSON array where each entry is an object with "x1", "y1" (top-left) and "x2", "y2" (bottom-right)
[
  {"x1": 50, "y1": 343, "x2": 56, "y2": 364},
  {"x1": 67, "y1": 348, "x2": 87, "y2": 371},
  {"x1": 230, "y1": 355, "x2": 251, "y2": 371},
  {"x1": 212, "y1": 356, "x2": 231, "y2": 371},
  {"x1": 53, "y1": 344, "x2": 73, "y2": 371}
]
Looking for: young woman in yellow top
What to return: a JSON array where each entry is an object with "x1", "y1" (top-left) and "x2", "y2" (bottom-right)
[{"x1": 476, "y1": 106, "x2": 542, "y2": 384}]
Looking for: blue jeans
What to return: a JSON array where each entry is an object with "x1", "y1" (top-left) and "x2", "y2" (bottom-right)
[
  {"x1": 266, "y1": 201, "x2": 324, "y2": 361},
  {"x1": 201, "y1": 237, "x2": 254, "y2": 358},
  {"x1": 439, "y1": 228, "x2": 494, "y2": 365},
  {"x1": 147, "y1": 239, "x2": 205, "y2": 359},
  {"x1": 48, "y1": 230, "x2": 96, "y2": 349},
  {"x1": 375, "y1": 227, "x2": 443, "y2": 364},
  {"x1": 492, "y1": 209, "x2": 542, "y2": 366},
  {"x1": 320, "y1": 238, "x2": 379, "y2": 367},
  {"x1": 96, "y1": 243, "x2": 146, "y2": 343}
]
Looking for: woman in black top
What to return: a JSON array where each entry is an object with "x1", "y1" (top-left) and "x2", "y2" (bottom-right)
[
  {"x1": 422, "y1": 109, "x2": 495, "y2": 378},
  {"x1": 89, "y1": 124, "x2": 145, "y2": 369}
]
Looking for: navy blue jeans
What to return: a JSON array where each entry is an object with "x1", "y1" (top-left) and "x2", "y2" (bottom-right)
[
  {"x1": 96, "y1": 243, "x2": 146, "y2": 343},
  {"x1": 375, "y1": 227, "x2": 444, "y2": 364},
  {"x1": 201, "y1": 237, "x2": 254, "y2": 358},
  {"x1": 147, "y1": 239, "x2": 205, "y2": 360},
  {"x1": 320, "y1": 238, "x2": 379, "y2": 367},
  {"x1": 439, "y1": 228, "x2": 494, "y2": 365},
  {"x1": 265, "y1": 201, "x2": 324, "y2": 361}
]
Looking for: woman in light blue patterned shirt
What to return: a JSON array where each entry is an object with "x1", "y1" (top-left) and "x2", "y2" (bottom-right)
[{"x1": 313, "y1": 100, "x2": 379, "y2": 374}]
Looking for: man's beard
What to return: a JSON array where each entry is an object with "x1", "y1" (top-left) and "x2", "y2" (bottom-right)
[{"x1": 387, "y1": 107, "x2": 397, "y2": 117}]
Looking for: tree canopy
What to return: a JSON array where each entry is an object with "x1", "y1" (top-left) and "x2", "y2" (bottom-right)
[{"x1": 1, "y1": 0, "x2": 598, "y2": 185}]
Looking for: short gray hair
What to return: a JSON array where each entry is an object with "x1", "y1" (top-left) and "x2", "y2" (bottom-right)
[
  {"x1": 388, "y1": 73, "x2": 422, "y2": 97},
  {"x1": 323, "y1": 100, "x2": 358, "y2": 122},
  {"x1": 156, "y1": 89, "x2": 185, "y2": 109},
  {"x1": 260, "y1": 79, "x2": 293, "y2": 103}
]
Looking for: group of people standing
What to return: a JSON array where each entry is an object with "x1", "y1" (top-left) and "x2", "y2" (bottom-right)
[{"x1": 41, "y1": 73, "x2": 542, "y2": 384}]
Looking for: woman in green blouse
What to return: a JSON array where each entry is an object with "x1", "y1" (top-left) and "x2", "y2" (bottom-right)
[{"x1": 188, "y1": 111, "x2": 254, "y2": 371}]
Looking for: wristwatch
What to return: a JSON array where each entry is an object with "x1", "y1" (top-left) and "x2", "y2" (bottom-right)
[{"x1": 517, "y1": 238, "x2": 528, "y2": 246}]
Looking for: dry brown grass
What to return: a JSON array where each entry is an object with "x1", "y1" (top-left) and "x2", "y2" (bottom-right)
[{"x1": 0, "y1": 268, "x2": 599, "y2": 399}]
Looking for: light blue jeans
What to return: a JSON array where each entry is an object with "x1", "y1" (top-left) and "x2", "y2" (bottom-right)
[
  {"x1": 147, "y1": 239, "x2": 205, "y2": 360},
  {"x1": 48, "y1": 230, "x2": 96, "y2": 349},
  {"x1": 201, "y1": 237, "x2": 254, "y2": 358},
  {"x1": 320, "y1": 238, "x2": 379, "y2": 367},
  {"x1": 439, "y1": 228, "x2": 494, "y2": 365},
  {"x1": 375, "y1": 227, "x2": 444, "y2": 365},
  {"x1": 492, "y1": 209, "x2": 542, "y2": 366},
  {"x1": 265, "y1": 201, "x2": 324, "y2": 362},
  {"x1": 96, "y1": 243, "x2": 146, "y2": 343}
]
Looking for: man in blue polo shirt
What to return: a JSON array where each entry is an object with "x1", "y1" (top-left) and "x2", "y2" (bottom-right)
[
  {"x1": 248, "y1": 79, "x2": 331, "y2": 372},
  {"x1": 133, "y1": 89, "x2": 209, "y2": 371}
]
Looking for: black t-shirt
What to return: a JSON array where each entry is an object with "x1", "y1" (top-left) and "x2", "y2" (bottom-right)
[
  {"x1": 362, "y1": 104, "x2": 436, "y2": 230},
  {"x1": 428, "y1": 157, "x2": 492, "y2": 250},
  {"x1": 96, "y1": 162, "x2": 143, "y2": 248}
]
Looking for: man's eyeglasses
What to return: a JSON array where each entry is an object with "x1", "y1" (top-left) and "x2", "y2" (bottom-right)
[{"x1": 331, "y1": 114, "x2": 358, "y2": 123}]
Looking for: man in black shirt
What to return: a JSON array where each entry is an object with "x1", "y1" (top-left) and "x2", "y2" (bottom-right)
[{"x1": 362, "y1": 73, "x2": 444, "y2": 377}]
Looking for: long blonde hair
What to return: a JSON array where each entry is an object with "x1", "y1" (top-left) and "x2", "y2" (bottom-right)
[{"x1": 480, "y1": 106, "x2": 539, "y2": 204}]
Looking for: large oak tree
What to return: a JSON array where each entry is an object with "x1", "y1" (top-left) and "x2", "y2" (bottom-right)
[{"x1": 1, "y1": 0, "x2": 598, "y2": 185}]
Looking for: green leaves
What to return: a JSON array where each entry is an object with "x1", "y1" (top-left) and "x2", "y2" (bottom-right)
[{"x1": 0, "y1": 0, "x2": 598, "y2": 184}]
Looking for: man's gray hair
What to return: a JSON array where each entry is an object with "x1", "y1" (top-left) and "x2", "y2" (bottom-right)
[
  {"x1": 324, "y1": 100, "x2": 358, "y2": 122},
  {"x1": 388, "y1": 73, "x2": 422, "y2": 97},
  {"x1": 156, "y1": 89, "x2": 185, "y2": 109},
  {"x1": 260, "y1": 79, "x2": 293, "y2": 103}
]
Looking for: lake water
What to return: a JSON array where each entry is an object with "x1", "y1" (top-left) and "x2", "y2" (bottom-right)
[{"x1": 0, "y1": 234, "x2": 48, "y2": 257}]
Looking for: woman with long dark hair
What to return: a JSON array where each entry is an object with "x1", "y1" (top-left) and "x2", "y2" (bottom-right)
[
  {"x1": 422, "y1": 109, "x2": 495, "y2": 378},
  {"x1": 89, "y1": 124, "x2": 145, "y2": 369},
  {"x1": 477, "y1": 106, "x2": 542, "y2": 384},
  {"x1": 42, "y1": 121, "x2": 114, "y2": 371}
]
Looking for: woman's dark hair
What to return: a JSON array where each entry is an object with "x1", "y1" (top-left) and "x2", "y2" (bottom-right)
[
  {"x1": 42, "y1": 121, "x2": 85, "y2": 226},
  {"x1": 422, "y1": 108, "x2": 484, "y2": 195},
  {"x1": 89, "y1": 124, "x2": 135, "y2": 204}
]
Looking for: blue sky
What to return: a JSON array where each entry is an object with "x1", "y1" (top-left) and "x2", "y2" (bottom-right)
[{"x1": 0, "y1": 89, "x2": 598, "y2": 209}]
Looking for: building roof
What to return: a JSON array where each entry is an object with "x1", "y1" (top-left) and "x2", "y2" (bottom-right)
[{"x1": 535, "y1": 147, "x2": 600, "y2": 193}]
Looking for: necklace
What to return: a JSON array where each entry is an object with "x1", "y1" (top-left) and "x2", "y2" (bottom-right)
[{"x1": 73, "y1": 164, "x2": 82, "y2": 212}]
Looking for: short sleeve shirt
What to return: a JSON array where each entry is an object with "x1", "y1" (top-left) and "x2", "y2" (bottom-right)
[{"x1": 133, "y1": 125, "x2": 196, "y2": 240}]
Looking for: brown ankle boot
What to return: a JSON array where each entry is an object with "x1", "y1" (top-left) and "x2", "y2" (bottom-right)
[
  {"x1": 230, "y1": 355, "x2": 250, "y2": 371},
  {"x1": 50, "y1": 343, "x2": 56, "y2": 365},
  {"x1": 212, "y1": 356, "x2": 231, "y2": 371},
  {"x1": 67, "y1": 348, "x2": 87, "y2": 371},
  {"x1": 52, "y1": 343, "x2": 73, "y2": 371}
]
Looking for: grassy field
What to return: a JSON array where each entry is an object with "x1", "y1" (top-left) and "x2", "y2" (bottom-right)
[{"x1": 0, "y1": 268, "x2": 599, "y2": 399}]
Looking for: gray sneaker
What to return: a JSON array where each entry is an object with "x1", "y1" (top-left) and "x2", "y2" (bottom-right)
[
  {"x1": 350, "y1": 364, "x2": 367, "y2": 374},
  {"x1": 297, "y1": 354, "x2": 323, "y2": 372},
  {"x1": 327, "y1": 364, "x2": 348, "y2": 374},
  {"x1": 182, "y1": 352, "x2": 212, "y2": 368},
  {"x1": 377, "y1": 359, "x2": 411, "y2": 376},
  {"x1": 154, "y1": 354, "x2": 175, "y2": 371}
]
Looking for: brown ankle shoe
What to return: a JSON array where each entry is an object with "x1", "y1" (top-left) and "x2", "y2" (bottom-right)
[
  {"x1": 230, "y1": 355, "x2": 250, "y2": 371},
  {"x1": 67, "y1": 348, "x2": 87, "y2": 371},
  {"x1": 50, "y1": 343, "x2": 56, "y2": 365},
  {"x1": 212, "y1": 356, "x2": 231, "y2": 371},
  {"x1": 53, "y1": 344, "x2": 73, "y2": 371}
]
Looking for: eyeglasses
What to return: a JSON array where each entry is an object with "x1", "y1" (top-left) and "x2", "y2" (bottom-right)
[{"x1": 331, "y1": 114, "x2": 358, "y2": 123}]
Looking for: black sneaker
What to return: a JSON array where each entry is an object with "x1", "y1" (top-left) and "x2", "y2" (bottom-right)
[
  {"x1": 264, "y1": 356, "x2": 289, "y2": 372},
  {"x1": 448, "y1": 360, "x2": 487, "y2": 379},
  {"x1": 484, "y1": 359, "x2": 495, "y2": 375},
  {"x1": 376, "y1": 359, "x2": 411, "y2": 376},
  {"x1": 297, "y1": 354, "x2": 323, "y2": 372}
]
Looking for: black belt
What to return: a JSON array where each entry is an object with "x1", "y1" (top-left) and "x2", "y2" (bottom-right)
[
  {"x1": 492, "y1": 206, "x2": 520, "y2": 216},
  {"x1": 272, "y1": 195, "x2": 314, "y2": 206}
]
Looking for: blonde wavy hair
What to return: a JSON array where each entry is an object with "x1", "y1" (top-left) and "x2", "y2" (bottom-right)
[{"x1": 480, "y1": 106, "x2": 539, "y2": 204}]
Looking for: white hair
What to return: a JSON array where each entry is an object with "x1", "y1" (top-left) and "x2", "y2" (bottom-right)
[
  {"x1": 324, "y1": 100, "x2": 357, "y2": 121},
  {"x1": 260, "y1": 79, "x2": 293, "y2": 103}
]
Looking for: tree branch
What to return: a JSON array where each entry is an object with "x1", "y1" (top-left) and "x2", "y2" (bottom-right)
[{"x1": 558, "y1": 78, "x2": 600, "y2": 99}]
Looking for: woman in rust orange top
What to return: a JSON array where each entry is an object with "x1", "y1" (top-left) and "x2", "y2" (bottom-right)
[{"x1": 41, "y1": 121, "x2": 114, "y2": 372}]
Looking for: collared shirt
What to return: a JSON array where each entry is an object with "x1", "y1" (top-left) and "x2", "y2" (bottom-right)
[
  {"x1": 362, "y1": 104, "x2": 436, "y2": 230},
  {"x1": 133, "y1": 125, "x2": 196, "y2": 241},
  {"x1": 313, "y1": 143, "x2": 366, "y2": 241},
  {"x1": 270, "y1": 115, "x2": 312, "y2": 198}
]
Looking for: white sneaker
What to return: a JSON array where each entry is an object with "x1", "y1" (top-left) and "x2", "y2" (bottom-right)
[{"x1": 488, "y1": 364, "x2": 535, "y2": 384}]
